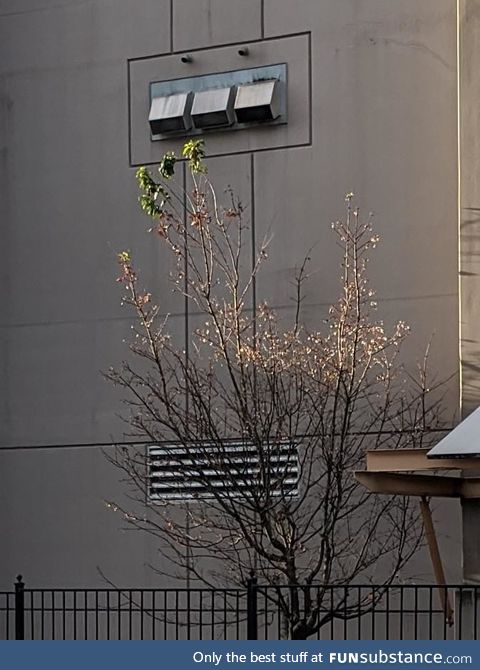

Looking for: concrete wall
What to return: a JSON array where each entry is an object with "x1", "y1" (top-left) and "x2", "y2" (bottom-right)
[
  {"x1": 458, "y1": 0, "x2": 480, "y2": 588},
  {"x1": 459, "y1": 0, "x2": 480, "y2": 414},
  {"x1": 0, "y1": 0, "x2": 460, "y2": 588}
]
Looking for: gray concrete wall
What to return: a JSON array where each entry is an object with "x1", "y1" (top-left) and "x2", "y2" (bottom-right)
[
  {"x1": 459, "y1": 0, "x2": 480, "y2": 587},
  {"x1": 462, "y1": 500, "x2": 480, "y2": 582},
  {"x1": 459, "y1": 0, "x2": 480, "y2": 414},
  {"x1": 0, "y1": 0, "x2": 460, "y2": 588}
]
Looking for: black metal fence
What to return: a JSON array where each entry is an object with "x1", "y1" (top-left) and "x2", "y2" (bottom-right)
[{"x1": 1, "y1": 576, "x2": 479, "y2": 640}]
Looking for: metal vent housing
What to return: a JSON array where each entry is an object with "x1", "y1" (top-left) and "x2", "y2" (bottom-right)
[
  {"x1": 234, "y1": 80, "x2": 281, "y2": 123},
  {"x1": 191, "y1": 87, "x2": 235, "y2": 129},
  {"x1": 148, "y1": 92, "x2": 192, "y2": 134},
  {"x1": 149, "y1": 64, "x2": 287, "y2": 140}
]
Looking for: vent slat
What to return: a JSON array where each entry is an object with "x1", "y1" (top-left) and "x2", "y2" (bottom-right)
[{"x1": 148, "y1": 442, "x2": 299, "y2": 502}]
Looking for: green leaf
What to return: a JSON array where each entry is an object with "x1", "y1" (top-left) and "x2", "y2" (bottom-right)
[
  {"x1": 136, "y1": 165, "x2": 171, "y2": 218},
  {"x1": 159, "y1": 152, "x2": 177, "y2": 180},
  {"x1": 118, "y1": 251, "x2": 131, "y2": 263},
  {"x1": 139, "y1": 194, "x2": 162, "y2": 218},
  {"x1": 136, "y1": 166, "x2": 156, "y2": 194},
  {"x1": 182, "y1": 139, "x2": 207, "y2": 174}
]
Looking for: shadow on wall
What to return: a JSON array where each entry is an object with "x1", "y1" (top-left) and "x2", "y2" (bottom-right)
[{"x1": 461, "y1": 206, "x2": 480, "y2": 413}]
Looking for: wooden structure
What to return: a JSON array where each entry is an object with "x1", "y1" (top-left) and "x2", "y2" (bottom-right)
[{"x1": 355, "y1": 409, "x2": 480, "y2": 625}]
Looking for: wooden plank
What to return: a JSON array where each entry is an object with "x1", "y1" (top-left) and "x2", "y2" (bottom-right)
[
  {"x1": 366, "y1": 449, "x2": 480, "y2": 473},
  {"x1": 460, "y1": 478, "x2": 480, "y2": 499},
  {"x1": 355, "y1": 471, "x2": 480, "y2": 499},
  {"x1": 354, "y1": 471, "x2": 462, "y2": 497}
]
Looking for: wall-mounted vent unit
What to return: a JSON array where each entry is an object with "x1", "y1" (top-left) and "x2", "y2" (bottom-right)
[
  {"x1": 148, "y1": 441, "x2": 298, "y2": 501},
  {"x1": 191, "y1": 87, "x2": 235, "y2": 129},
  {"x1": 234, "y1": 80, "x2": 281, "y2": 124},
  {"x1": 148, "y1": 64, "x2": 287, "y2": 140},
  {"x1": 148, "y1": 92, "x2": 192, "y2": 135}
]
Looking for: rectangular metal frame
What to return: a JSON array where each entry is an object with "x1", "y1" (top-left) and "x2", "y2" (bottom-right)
[{"x1": 128, "y1": 33, "x2": 311, "y2": 166}]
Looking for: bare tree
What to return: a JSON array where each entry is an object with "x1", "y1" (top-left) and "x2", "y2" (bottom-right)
[{"x1": 106, "y1": 141, "x2": 445, "y2": 639}]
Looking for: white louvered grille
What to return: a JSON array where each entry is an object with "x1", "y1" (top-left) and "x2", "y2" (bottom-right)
[{"x1": 148, "y1": 442, "x2": 299, "y2": 501}]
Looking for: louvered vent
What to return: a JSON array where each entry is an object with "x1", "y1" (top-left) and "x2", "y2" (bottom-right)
[{"x1": 148, "y1": 442, "x2": 298, "y2": 501}]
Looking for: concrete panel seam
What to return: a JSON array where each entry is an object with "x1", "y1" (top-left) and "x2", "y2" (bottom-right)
[
  {"x1": 261, "y1": 0, "x2": 265, "y2": 40},
  {"x1": 308, "y1": 30, "x2": 312, "y2": 146},
  {"x1": 250, "y1": 153, "x2": 257, "y2": 342},
  {"x1": 183, "y1": 161, "x2": 190, "y2": 418},
  {"x1": 127, "y1": 58, "x2": 132, "y2": 166},
  {"x1": 129, "y1": 141, "x2": 312, "y2": 169}
]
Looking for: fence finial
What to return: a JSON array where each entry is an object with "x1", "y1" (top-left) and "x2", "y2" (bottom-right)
[
  {"x1": 15, "y1": 575, "x2": 25, "y2": 640},
  {"x1": 246, "y1": 571, "x2": 258, "y2": 640}
]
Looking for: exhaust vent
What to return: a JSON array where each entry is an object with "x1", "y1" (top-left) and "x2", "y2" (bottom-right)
[
  {"x1": 148, "y1": 92, "x2": 192, "y2": 135},
  {"x1": 148, "y1": 64, "x2": 287, "y2": 139},
  {"x1": 234, "y1": 80, "x2": 281, "y2": 124},
  {"x1": 148, "y1": 441, "x2": 298, "y2": 501},
  {"x1": 191, "y1": 87, "x2": 235, "y2": 129}
]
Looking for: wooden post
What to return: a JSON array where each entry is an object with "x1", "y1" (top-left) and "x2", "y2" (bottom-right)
[{"x1": 420, "y1": 496, "x2": 454, "y2": 626}]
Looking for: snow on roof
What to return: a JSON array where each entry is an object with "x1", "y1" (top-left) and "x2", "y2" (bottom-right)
[{"x1": 427, "y1": 407, "x2": 480, "y2": 458}]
